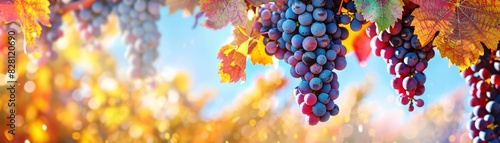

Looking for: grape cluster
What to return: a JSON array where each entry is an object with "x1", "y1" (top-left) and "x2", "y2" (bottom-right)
[
  {"x1": 367, "y1": 13, "x2": 435, "y2": 111},
  {"x1": 338, "y1": 0, "x2": 367, "y2": 32},
  {"x1": 462, "y1": 43, "x2": 500, "y2": 143},
  {"x1": 114, "y1": 0, "x2": 162, "y2": 79},
  {"x1": 258, "y1": 0, "x2": 349, "y2": 125},
  {"x1": 73, "y1": 0, "x2": 115, "y2": 41}
]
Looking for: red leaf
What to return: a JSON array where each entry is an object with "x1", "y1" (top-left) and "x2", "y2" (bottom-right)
[{"x1": 353, "y1": 23, "x2": 373, "y2": 67}]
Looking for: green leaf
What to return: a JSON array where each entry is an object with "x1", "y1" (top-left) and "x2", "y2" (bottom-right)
[{"x1": 355, "y1": 0, "x2": 404, "y2": 33}]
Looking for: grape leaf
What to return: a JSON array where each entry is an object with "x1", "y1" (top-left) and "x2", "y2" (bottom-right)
[
  {"x1": 218, "y1": 9, "x2": 273, "y2": 82},
  {"x1": 248, "y1": 36, "x2": 272, "y2": 65},
  {"x1": 0, "y1": 0, "x2": 51, "y2": 46},
  {"x1": 218, "y1": 44, "x2": 247, "y2": 83},
  {"x1": 411, "y1": 0, "x2": 500, "y2": 70},
  {"x1": 354, "y1": 0, "x2": 404, "y2": 33},
  {"x1": 350, "y1": 24, "x2": 373, "y2": 67},
  {"x1": 166, "y1": 0, "x2": 199, "y2": 16},
  {"x1": 199, "y1": 0, "x2": 248, "y2": 29},
  {"x1": 339, "y1": 23, "x2": 372, "y2": 67}
]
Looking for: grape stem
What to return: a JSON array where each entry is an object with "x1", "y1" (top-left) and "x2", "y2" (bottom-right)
[
  {"x1": 60, "y1": 0, "x2": 96, "y2": 14},
  {"x1": 337, "y1": 0, "x2": 344, "y2": 15}
]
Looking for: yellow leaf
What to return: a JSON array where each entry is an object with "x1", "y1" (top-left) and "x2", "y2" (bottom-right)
[{"x1": 249, "y1": 36, "x2": 273, "y2": 65}]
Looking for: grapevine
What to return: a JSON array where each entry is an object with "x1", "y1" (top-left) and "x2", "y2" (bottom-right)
[{"x1": 0, "y1": 0, "x2": 498, "y2": 142}]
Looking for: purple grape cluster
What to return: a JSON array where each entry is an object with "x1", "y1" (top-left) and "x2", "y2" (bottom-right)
[
  {"x1": 73, "y1": 0, "x2": 115, "y2": 41},
  {"x1": 462, "y1": 43, "x2": 500, "y2": 143},
  {"x1": 258, "y1": 0, "x2": 349, "y2": 125},
  {"x1": 113, "y1": 0, "x2": 162, "y2": 79},
  {"x1": 367, "y1": 13, "x2": 435, "y2": 111}
]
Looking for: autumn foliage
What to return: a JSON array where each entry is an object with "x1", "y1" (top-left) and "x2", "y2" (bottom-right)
[{"x1": 0, "y1": 0, "x2": 499, "y2": 142}]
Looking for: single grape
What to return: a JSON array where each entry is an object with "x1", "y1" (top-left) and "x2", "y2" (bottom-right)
[
  {"x1": 261, "y1": 9, "x2": 272, "y2": 20},
  {"x1": 339, "y1": 15, "x2": 350, "y2": 25},
  {"x1": 304, "y1": 72, "x2": 315, "y2": 81},
  {"x1": 298, "y1": 12, "x2": 313, "y2": 26},
  {"x1": 300, "y1": 102, "x2": 313, "y2": 114},
  {"x1": 306, "y1": 113, "x2": 319, "y2": 125},
  {"x1": 302, "y1": 51, "x2": 317, "y2": 66},
  {"x1": 326, "y1": 23, "x2": 338, "y2": 34},
  {"x1": 282, "y1": 19, "x2": 297, "y2": 33},
  {"x1": 350, "y1": 19, "x2": 362, "y2": 31},
  {"x1": 299, "y1": 25, "x2": 312, "y2": 36},
  {"x1": 316, "y1": 55, "x2": 327, "y2": 65},
  {"x1": 265, "y1": 42, "x2": 278, "y2": 54},
  {"x1": 310, "y1": 63, "x2": 323, "y2": 74},
  {"x1": 334, "y1": 56, "x2": 347, "y2": 70},
  {"x1": 268, "y1": 28, "x2": 282, "y2": 40},
  {"x1": 291, "y1": 1, "x2": 306, "y2": 14},
  {"x1": 319, "y1": 111, "x2": 331, "y2": 122},
  {"x1": 295, "y1": 61, "x2": 309, "y2": 76},
  {"x1": 403, "y1": 52, "x2": 418, "y2": 67},
  {"x1": 410, "y1": 35, "x2": 422, "y2": 49},
  {"x1": 310, "y1": 77, "x2": 323, "y2": 90},
  {"x1": 285, "y1": 8, "x2": 298, "y2": 20},
  {"x1": 330, "y1": 104, "x2": 339, "y2": 116},
  {"x1": 302, "y1": 36, "x2": 317, "y2": 51},
  {"x1": 312, "y1": 102, "x2": 327, "y2": 116},
  {"x1": 306, "y1": 4, "x2": 314, "y2": 12},
  {"x1": 311, "y1": 22, "x2": 326, "y2": 36},
  {"x1": 291, "y1": 34, "x2": 305, "y2": 48},
  {"x1": 402, "y1": 76, "x2": 417, "y2": 91},
  {"x1": 312, "y1": 8, "x2": 327, "y2": 22},
  {"x1": 319, "y1": 70, "x2": 333, "y2": 83},
  {"x1": 304, "y1": 93, "x2": 317, "y2": 105},
  {"x1": 318, "y1": 93, "x2": 330, "y2": 104},
  {"x1": 414, "y1": 72, "x2": 426, "y2": 85}
]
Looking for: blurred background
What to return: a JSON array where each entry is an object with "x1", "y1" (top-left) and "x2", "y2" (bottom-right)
[{"x1": 0, "y1": 3, "x2": 472, "y2": 143}]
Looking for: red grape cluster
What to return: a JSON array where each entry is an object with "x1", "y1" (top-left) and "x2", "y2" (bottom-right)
[
  {"x1": 367, "y1": 13, "x2": 435, "y2": 111},
  {"x1": 462, "y1": 42, "x2": 500, "y2": 143}
]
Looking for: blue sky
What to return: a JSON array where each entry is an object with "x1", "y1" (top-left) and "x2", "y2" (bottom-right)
[{"x1": 107, "y1": 8, "x2": 470, "y2": 120}]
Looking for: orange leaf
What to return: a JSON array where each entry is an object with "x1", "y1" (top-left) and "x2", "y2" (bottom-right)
[
  {"x1": 0, "y1": 0, "x2": 51, "y2": 46},
  {"x1": 411, "y1": 0, "x2": 500, "y2": 70},
  {"x1": 232, "y1": 18, "x2": 272, "y2": 65},
  {"x1": 218, "y1": 9, "x2": 273, "y2": 83},
  {"x1": 217, "y1": 44, "x2": 247, "y2": 83}
]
